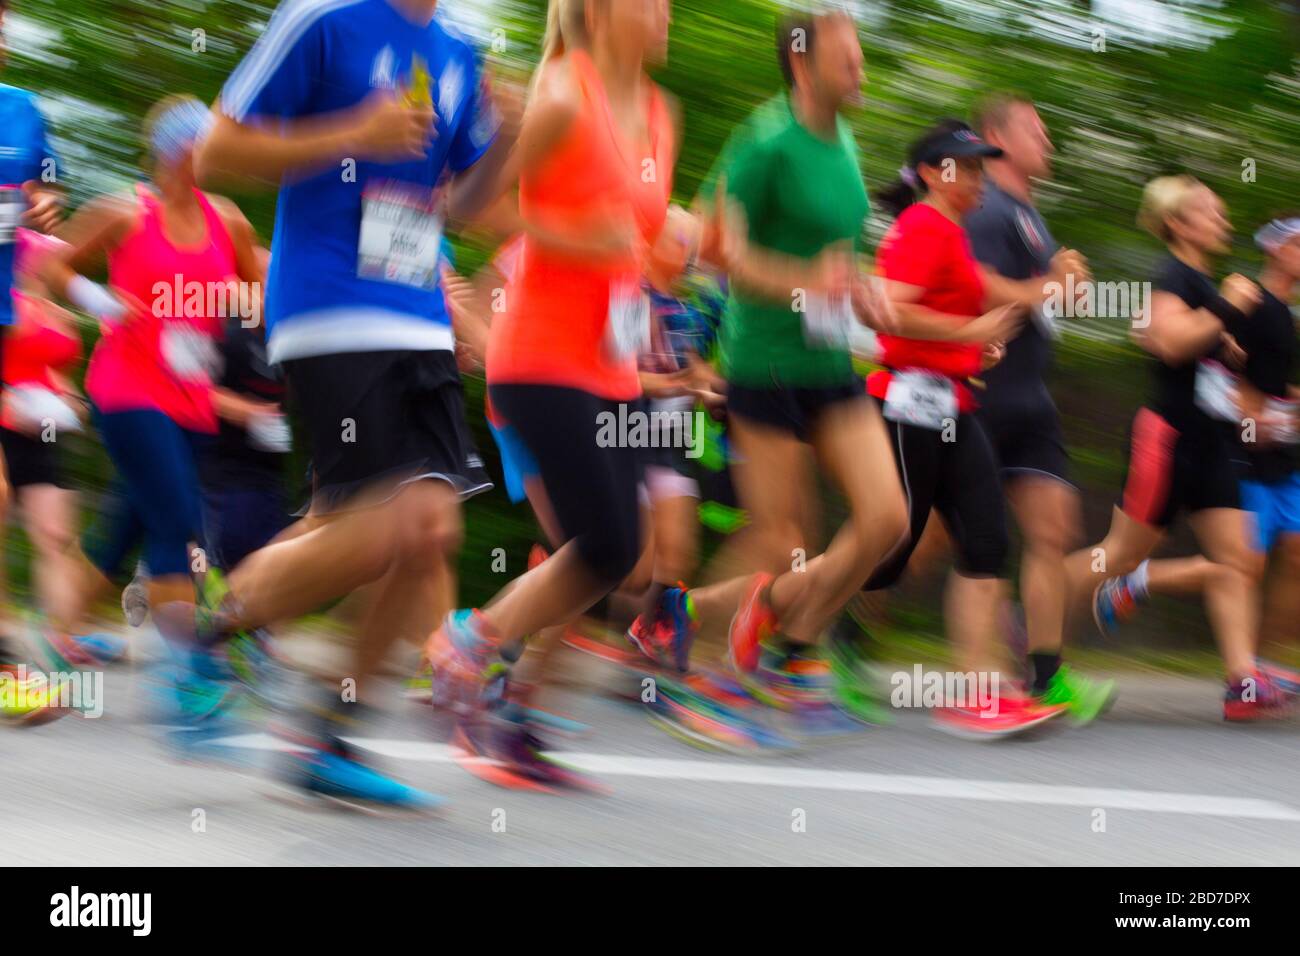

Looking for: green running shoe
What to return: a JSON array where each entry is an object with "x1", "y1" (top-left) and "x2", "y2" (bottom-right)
[
  {"x1": 1037, "y1": 664, "x2": 1117, "y2": 725},
  {"x1": 827, "y1": 616, "x2": 891, "y2": 726}
]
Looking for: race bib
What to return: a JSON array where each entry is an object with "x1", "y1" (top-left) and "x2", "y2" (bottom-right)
[
  {"x1": 606, "y1": 280, "x2": 650, "y2": 361},
  {"x1": 1263, "y1": 396, "x2": 1300, "y2": 445},
  {"x1": 1194, "y1": 359, "x2": 1239, "y2": 423},
  {"x1": 0, "y1": 187, "x2": 24, "y2": 245},
  {"x1": 162, "y1": 324, "x2": 220, "y2": 382},
  {"x1": 357, "y1": 181, "x2": 443, "y2": 290},
  {"x1": 883, "y1": 369, "x2": 957, "y2": 431},
  {"x1": 3, "y1": 385, "x2": 82, "y2": 436},
  {"x1": 802, "y1": 292, "x2": 854, "y2": 349},
  {"x1": 248, "y1": 411, "x2": 292, "y2": 453}
]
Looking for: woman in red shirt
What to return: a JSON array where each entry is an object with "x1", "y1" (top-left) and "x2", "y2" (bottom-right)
[
  {"x1": 0, "y1": 230, "x2": 89, "y2": 653},
  {"x1": 867, "y1": 120, "x2": 1064, "y2": 736}
]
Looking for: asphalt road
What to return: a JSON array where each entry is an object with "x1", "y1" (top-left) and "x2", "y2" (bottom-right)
[{"x1": 5, "y1": 642, "x2": 1299, "y2": 866}]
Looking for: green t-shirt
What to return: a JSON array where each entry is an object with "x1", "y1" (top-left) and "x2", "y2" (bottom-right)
[{"x1": 710, "y1": 93, "x2": 869, "y2": 388}]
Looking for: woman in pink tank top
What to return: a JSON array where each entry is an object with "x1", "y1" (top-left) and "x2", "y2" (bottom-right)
[{"x1": 34, "y1": 94, "x2": 263, "y2": 655}]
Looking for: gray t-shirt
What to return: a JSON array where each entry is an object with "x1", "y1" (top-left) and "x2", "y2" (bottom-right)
[{"x1": 965, "y1": 181, "x2": 1057, "y2": 403}]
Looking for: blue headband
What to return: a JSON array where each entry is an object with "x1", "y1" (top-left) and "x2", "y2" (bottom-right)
[{"x1": 150, "y1": 100, "x2": 214, "y2": 166}]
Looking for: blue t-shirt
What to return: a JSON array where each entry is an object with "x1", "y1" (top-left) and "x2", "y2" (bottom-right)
[
  {"x1": 0, "y1": 84, "x2": 59, "y2": 325},
  {"x1": 220, "y1": 0, "x2": 498, "y2": 361}
]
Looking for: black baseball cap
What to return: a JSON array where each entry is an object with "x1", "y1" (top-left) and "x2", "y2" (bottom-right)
[{"x1": 911, "y1": 122, "x2": 1004, "y2": 168}]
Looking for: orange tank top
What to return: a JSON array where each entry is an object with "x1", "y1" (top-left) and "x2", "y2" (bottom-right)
[{"x1": 486, "y1": 50, "x2": 674, "y2": 400}]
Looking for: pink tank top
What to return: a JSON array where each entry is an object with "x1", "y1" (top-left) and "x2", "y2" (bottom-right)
[{"x1": 85, "y1": 185, "x2": 237, "y2": 433}]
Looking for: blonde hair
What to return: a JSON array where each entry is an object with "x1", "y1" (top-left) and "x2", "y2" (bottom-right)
[
  {"x1": 541, "y1": 0, "x2": 588, "y2": 62},
  {"x1": 1137, "y1": 175, "x2": 1205, "y2": 242}
]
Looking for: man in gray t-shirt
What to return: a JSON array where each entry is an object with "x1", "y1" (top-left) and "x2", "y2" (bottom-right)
[{"x1": 966, "y1": 93, "x2": 1115, "y2": 718}]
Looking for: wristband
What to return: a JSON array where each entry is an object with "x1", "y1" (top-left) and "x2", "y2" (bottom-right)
[{"x1": 68, "y1": 274, "x2": 127, "y2": 323}]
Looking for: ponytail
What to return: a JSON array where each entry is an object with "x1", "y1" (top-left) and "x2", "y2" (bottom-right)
[{"x1": 874, "y1": 166, "x2": 921, "y2": 218}]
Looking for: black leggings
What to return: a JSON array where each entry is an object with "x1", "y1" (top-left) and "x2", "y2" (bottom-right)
[
  {"x1": 864, "y1": 405, "x2": 1008, "y2": 589},
  {"x1": 488, "y1": 384, "x2": 643, "y2": 587}
]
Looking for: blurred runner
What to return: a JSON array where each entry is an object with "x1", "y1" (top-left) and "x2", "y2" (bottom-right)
[
  {"x1": 1066, "y1": 176, "x2": 1286, "y2": 720},
  {"x1": 964, "y1": 92, "x2": 1115, "y2": 722},
  {"x1": 860, "y1": 119, "x2": 1063, "y2": 737},
  {"x1": 0, "y1": 231, "x2": 93, "y2": 657},
  {"x1": 630, "y1": 9, "x2": 910, "y2": 739},
  {"x1": 1236, "y1": 217, "x2": 1300, "y2": 678},
  {"x1": 427, "y1": 0, "x2": 679, "y2": 788},
  {"x1": 33, "y1": 96, "x2": 259, "y2": 699},
  {"x1": 0, "y1": 0, "x2": 63, "y2": 665},
  {"x1": 197, "y1": 0, "x2": 513, "y2": 809}
]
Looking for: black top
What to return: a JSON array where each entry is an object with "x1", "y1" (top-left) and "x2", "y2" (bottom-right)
[
  {"x1": 1150, "y1": 254, "x2": 1235, "y2": 440},
  {"x1": 1236, "y1": 287, "x2": 1298, "y2": 482},
  {"x1": 198, "y1": 316, "x2": 288, "y2": 492},
  {"x1": 966, "y1": 181, "x2": 1057, "y2": 408}
]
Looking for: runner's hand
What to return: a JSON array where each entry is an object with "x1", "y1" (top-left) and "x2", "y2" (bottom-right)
[
  {"x1": 1049, "y1": 247, "x2": 1089, "y2": 288},
  {"x1": 1220, "y1": 273, "x2": 1261, "y2": 315},
  {"x1": 352, "y1": 89, "x2": 435, "y2": 162},
  {"x1": 851, "y1": 273, "x2": 897, "y2": 333},
  {"x1": 980, "y1": 341, "x2": 1006, "y2": 371},
  {"x1": 1219, "y1": 331, "x2": 1248, "y2": 370},
  {"x1": 22, "y1": 183, "x2": 62, "y2": 234},
  {"x1": 960, "y1": 302, "x2": 1025, "y2": 344}
]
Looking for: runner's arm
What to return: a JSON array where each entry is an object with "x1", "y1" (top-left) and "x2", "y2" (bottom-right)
[{"x1": 1135, "y1": 291, "x2": 1229, "y2": 363}]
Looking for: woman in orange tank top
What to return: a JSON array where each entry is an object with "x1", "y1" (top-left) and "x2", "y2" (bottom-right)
[{"x1": 429, "y1": 0, "x2": 680, "y2": 786}]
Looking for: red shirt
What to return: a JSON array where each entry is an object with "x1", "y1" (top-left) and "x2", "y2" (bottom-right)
[
  {"x1": 869, "y1": 203, "x2": 985, "y2": 411},
  {"x1": 4, "y1": 291, "x2": 81, "y2": 390}
]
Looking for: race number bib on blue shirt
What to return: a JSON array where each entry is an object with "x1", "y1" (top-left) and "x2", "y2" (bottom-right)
[
  {"x1": 0, "y1": 187, "x2": 24, "y2": 245},
  {"x1": 883, "y1": 369, "x2": 958, "y2": 431},
  {"x1": 358, "y1": 181, "x2": 443, "y2": 291}
]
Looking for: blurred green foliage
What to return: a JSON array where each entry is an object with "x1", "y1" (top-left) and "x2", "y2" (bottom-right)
[{"x1": 2, "y1": 0, "x2": 1297, "y2": 645}]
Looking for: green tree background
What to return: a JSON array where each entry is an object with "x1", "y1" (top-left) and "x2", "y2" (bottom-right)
[{"x1": 4, "y1": 0, "x2": 1297, "y2": 652}]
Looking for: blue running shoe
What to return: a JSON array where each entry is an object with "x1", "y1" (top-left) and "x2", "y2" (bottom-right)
[
  {"x1": 1092, "y1": 576, "x2": 1140, "y2": 638},
  {"x1": 70, "y1": 632, "x2": 129, "y2": 664},
  {"x1": 280, "y1": 741, "x2": 445, "y2": 813}
]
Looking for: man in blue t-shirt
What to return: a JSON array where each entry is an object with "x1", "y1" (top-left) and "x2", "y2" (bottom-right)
[{"x1": 196, "y1": 0, "x2": 516, "y2": 808}]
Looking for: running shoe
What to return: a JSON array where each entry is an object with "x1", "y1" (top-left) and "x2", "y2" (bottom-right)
[
  {"x1": 22, "y1": 621, "x2": 95, "y2": 672},
  {"x1": 0, "y1": 664, "x2": 70, "y2": 725},
  {"x1": 827, "y1": 616, "x2": 890, "y2": 725},
  {"x1": 226, "y1": 628, "x2": 292, "y2": 709},
  {"x1": 727, "y1": 572, "x2": 777, "y2": 673},
  {"x1": 68, "y1": 632, "x2": 129, "y2": 665},
  {"x1": 626, "y1": 585, "x2": 696, "y2": 672},
  {"x1": 1091, "y1": 575, "x2": 1141, "y2": 638},
  {"x1": 646, "y1": 676, "x2": 795, "y2": 753},
  {"x1": 1223, "y1": 671, "x2": 1291, "y2": 722},
  {"x1": 426, "y1": 609, "x2": 497, "y2": 716},
  {"x1": 121, "y1": 574, "x2": 150, "y2": 627},
  {"x1": 1256, "y1": 659, "x2": 1300, "y2": 698},
  {"x1": 277, "y1": 736, "x2": 444, "y2": 813},
  {"x1": 452, "y1": 703, "x2": 604, "y2": 793},
  {"x1": 1035, "y1": 664, "x2": 1117, "y2": 726},
  {"x1": 933, "y1": 692, "x2": 1066, "y2": 739}
]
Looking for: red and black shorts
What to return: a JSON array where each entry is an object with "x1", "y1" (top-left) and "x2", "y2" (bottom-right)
[{"x1": 1119, "y1": 407, "x2": 1240, "y2": 529}]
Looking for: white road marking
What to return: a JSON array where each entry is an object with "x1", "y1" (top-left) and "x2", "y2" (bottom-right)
[{"x1": 206, "y1": 733, "x2": 1300, "y2": 821}]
